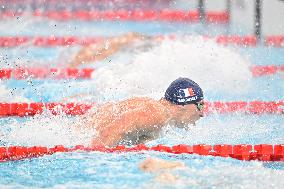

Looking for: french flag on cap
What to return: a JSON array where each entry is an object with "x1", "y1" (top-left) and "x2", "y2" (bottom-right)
[{"x1": 179, "y1": 88, "x2": 195, "y2": 97}]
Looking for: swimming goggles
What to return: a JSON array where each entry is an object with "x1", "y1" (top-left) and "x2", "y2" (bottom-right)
[{"x1": 193, "y1": 101, "x2": 204, "y2": 111}]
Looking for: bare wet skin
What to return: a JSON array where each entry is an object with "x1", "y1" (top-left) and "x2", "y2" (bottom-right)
[{"x1": 139, "y1": 157, "x2": 185, "y2": 184}]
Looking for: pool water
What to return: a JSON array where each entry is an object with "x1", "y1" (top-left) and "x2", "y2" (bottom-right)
[{"x1": 0, "y1": 13, "x2": 284, "y2": 189}]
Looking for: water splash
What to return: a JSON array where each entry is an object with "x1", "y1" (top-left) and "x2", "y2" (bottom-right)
[
  {"x1": 1, "y1": 36, "x2": 276, "y2": 148},
  {"x1": 91, "y1": 36, "x2": 252, "y2": 103},
  {"x1": 1, "y1": 112, "x2": 96, "y2": 147}
]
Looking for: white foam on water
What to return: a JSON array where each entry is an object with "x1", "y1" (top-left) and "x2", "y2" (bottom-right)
[
  {"x1": 91, "y1": 36, "x2": 252, "y2": 103},
  {"x1": 1, "y1": 112, "x2": 96, "y2": 147}
]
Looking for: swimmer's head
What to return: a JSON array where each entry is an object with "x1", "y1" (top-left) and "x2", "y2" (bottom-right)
[
  {"x1": 164, "y1": 77, "x2": 204, "y2": 105},
  {"x1": 164, "y1": 78, "x2": 204, "y2": 127}
]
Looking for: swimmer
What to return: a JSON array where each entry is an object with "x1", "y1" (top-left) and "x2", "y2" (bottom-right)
[
  {"x1": 70, "y1": 32, "x2": 154, "y2": 67},
  {"x1": 86, "y1": 77, "x2": 204, "y2": 147}
]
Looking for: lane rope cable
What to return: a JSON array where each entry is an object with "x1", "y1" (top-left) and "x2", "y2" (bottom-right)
[
  {"x1": 0, "y1": 35, "x2": 283, "y2": 47},
  {"x1": 0, "y1": 10, "x2": 229, "y2": 23},
  {"x1": 0, "y1": 101, "x2": 283, "y2": 117},
  {"x1": 1, "y1": 144, "x2": 283, "y2": 162},
  {"x1": 0, "y1": 66, "x2": 283, "y2": 80}
]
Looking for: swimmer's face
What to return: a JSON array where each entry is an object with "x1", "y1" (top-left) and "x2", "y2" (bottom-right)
[{"x1": 173, "y1": 100, "x2": 204, "y2": 128}]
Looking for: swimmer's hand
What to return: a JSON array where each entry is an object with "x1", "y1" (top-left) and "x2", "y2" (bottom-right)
[
  {"x1": 139, "y1": 157, "x2": 185, "y2": 173},
  {"x1": 70, "y1": 41, "x2": 120, "y2": 67}
]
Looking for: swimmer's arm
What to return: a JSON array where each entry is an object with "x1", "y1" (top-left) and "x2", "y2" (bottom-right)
[
  {"x1": 70, "y1": 41, "x2": 120, "y2": 67},
  {"x1": 70, "y1": 32, "x2": 152, "y2": 67},
  {"x1": 92, "y1": 124, "x2": 160, "y2": 147}
]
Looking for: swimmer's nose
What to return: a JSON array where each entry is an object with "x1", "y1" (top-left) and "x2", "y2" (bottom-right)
[{"x1": 199, "y1": 111, "x2": 204, "y2": 117}]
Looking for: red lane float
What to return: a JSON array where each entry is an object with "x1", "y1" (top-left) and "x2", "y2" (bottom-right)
[
  {"x1": 0, "y1": 103, "x2": 93, "y2": 117},
  {"x1": 216, "y1": 35, "x2": 257, "y2": 46},
  {"x1": 265, "y1": 36, "x2": 284, "y2": 47},
  {"x1": 1, "y1": 35, "x2": 283, "y2": 47},
  {"x1": 0, "y1": 68, "x2": 95, "y2": 80},
  {"x1": 0, "y1": 144, "x2": 283, "y2": 162},
  {"x1": 0, "y1": 65, "x2": 282, "y2": 80},
  {"x1": 0, "y1": 10, "x2": 229, "y2": 23},
  {"x1": 204, "y1": 101, "x2": 284, "y2": 115},
  {"x1": 0, "y1": 36, "x2": 104, "y2": 47},
  {"x1": 251, "y1": 65, "x2": 284, "y2": 77},
  {"x1": 0, "y1": 101, "x2": 283, "y2": 117}
]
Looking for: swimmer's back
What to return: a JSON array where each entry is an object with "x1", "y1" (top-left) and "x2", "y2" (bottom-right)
[
  {"x1": 90, "y1": 97, "x2": 168, "y2": 128},
  {"x1": 89, "y1": 97, "x2": 169, "y2": 146}
]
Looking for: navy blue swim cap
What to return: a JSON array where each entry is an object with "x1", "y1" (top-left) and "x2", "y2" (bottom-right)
[{"x1": 165, "y1": 78, "x2": 204, "y2": 105}]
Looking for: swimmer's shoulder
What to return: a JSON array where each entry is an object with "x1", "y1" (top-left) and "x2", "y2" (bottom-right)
[
  {"x1": 123, "y1": 97, "x2": 169, "y2": 119},
  {"x1": 122, "y1": 97, "x2": 160, "y2": 107}
]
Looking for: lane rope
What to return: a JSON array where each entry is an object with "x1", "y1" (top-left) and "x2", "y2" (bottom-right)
[
  {"x1": 0, "y1": 101, "x2": 283, "y2": 117},
  {"x1": 1, "y1": 144, "x2": 283, "y2": 162},
  {"x1": 0, "y1": 68, "x2": 95, "y2": 80},
  {"x1": 251, "y1": 65, "x2": 284, "y2": 77},
  {"x1": 0, "y1": 10, "x2": 229, "y2": 23},
  {"x1": 265, "y1": 36, "x2": 284, "y2": 47},
  {"x1": 0, "y1": 35, "x2": 283, "y2": 47},
  {"x1": 0, "y1": 66, "x2": 283, "y2": 80}
]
